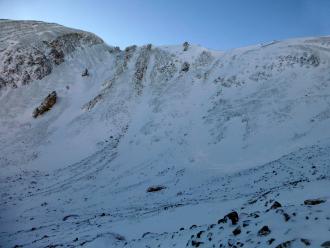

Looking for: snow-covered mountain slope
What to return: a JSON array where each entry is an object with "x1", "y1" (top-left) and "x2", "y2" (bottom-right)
[{"x1": 1, "y1": 20, "x2": 330, "y2": 248}]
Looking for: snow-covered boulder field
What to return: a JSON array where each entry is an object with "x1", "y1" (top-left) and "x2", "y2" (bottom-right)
[{"x1": 1, "y1": 20, "x2": 330, "y2": 248}]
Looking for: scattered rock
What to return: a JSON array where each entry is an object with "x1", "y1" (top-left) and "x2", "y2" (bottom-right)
[
  {"x1": 232, "y1": 226, "x2": 241, "y2": 236},
  {"x1": 283, "y1": 212, "x2": 291, "y2": 222},
  {"x1": 196, "y1": 230, "x2": 204, "y2": 238},
  {"x1": 33, "y1": 91, "x2": 57, "y2": 118},
  {"x1": 82, "y1": 68, "x2": 89, "y2": 77},
  {"x1": 258, "y1": 225, "x2": 271, "y2": 236},
  {"x1": 275, "y1": 240, "x2": 295, "y2": 248},
  {"x1": 146, "y1": 185, "x2": 166, "y2": 192},
  {"x1": 304, "y1": 198, "x2": 326, "y2": 205},
  {"x1": 142, "y1": 232, "x2": 151, "y2": 238},
  {"x1": 189, "y1": 224, "x2": 197, "y2": 229},
  {"x1": 218, "y1": 217, "x2": 227, "y2": 224},
  {"x1": 249, "y1": 212, "x2": 260, "y2": 218},
  {"x1": 268, "y1": 238, "x2": 275, "y2": 245},
  {"x1": 191, "y1": 240, "x2": 203, "y2": 247},
  {"x1": 226, "y1": 211, "x2": 239, "y2": 225},
  {"x1": 181, "y1": 62, "x2": 190, "y2": 72},
  {"x1": 183, "y1": 41, "x2": 189, "y2": 51},
  {"x1": 321, "y1": 241, "x2": 330, "y2": 248},
  {"x1": 270, "y1": 201, "x2": 282, "y2": 210},
  {"x1": 300, "y1": 238, "x2": 311, "y2": 246},
  {"x1": 62, "y1": 214, "x2": 79, "y2": 221},
  {"x1": 242, "y1": 220, "x2": 249, "y2": 227}
]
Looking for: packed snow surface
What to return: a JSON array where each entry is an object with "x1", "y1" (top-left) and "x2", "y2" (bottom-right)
[{"x1": 1, "y1": 20, "x2": 330, "y2": 248}]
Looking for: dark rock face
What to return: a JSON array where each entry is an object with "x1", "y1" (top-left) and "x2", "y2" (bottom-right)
[
  {"x1": 146, "y1": 185, "x2": 166, "y2": 193},
  {"x1": 133, "y1": 45, "x2": 152, "y2": 94},
  {"x1": 33, "y1": 91, "x2": 57, "y2": 118},
  {"x1": 258, "y1": 225, "x2": 271, "y2": 236},
  {"x1": 304, "y1": 198, "x2": 326, "y2": 205}
]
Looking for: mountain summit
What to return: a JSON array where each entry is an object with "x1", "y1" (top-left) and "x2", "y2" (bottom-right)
[{"x1": 1, "y1": 20, "x2": 330, "y2": 248}]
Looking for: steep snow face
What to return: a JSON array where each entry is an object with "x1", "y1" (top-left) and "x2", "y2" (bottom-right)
[{"x1": 1, "y1": 21, "x2": 330, "y2": 247}]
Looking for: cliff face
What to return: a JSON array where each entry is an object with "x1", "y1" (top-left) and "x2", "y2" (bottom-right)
[{"x1": 1, "y1": 20, "x2": 330, "y2": 248}]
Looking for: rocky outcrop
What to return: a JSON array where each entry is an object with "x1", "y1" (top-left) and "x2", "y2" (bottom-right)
[
  {"x1": 0, "y1": 20, "x2": 103, "y2": 89},
  {"x1": 133, "y1": 45, "x2": 152, "y2": 94},
  {"x1": 33, "y1": 91, "x2": 57, "y2": 118}
]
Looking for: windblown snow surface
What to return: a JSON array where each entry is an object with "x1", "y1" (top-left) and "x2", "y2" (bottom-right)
[{"x1": 1, "y1": 20, "x2": 330, "y2": 248}]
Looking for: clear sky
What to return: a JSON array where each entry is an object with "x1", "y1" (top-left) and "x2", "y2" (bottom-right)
[{"x1": 1, "y1": 0, "x2": 329, "y2": 50}]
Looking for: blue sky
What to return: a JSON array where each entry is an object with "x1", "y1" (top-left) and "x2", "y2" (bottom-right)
[{"x1": 1, "y1": 0, "x2": 329, "y2": 50}]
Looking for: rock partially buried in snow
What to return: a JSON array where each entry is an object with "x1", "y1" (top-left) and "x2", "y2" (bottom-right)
[
  {"x1": 217, "y1": 211, "x2": 239, "y2": 225},
  {"x1": 258, "y1": 225, "x2": 271, "y2": 236},
  {"x1": 146, "y1": 185, "x2": 166, "y2": 193},
  {"x1": 321, "y1": 241, "x2": 330, "y2": 248},
  {"x1": 226, "y1": 211, "x2": 239, "y2": 225},
  {"x1": 181, "y1": 62, "x2": 190, "y2": 72},
  {"x1": 275, "y1": 240, "x2": 295, "y2": 248},
  {"x1": 232, "y1": 226, "x2": 241, "y2": 236},
  {"x1": 183, "y1": 41, "x2": 189, "y2": 51},
  {"x1": 82, "y1": 68, "x2": 89, "y2": 77},
  {"x1": 33, "y1": 91, "x2": 57, "y2": 118},
  {"x1": 304, "y1": 198, "x2": 326, "y2": 205},
  {"x1": 269, "y1": 201, "x2": 282, "y2": 210}
]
